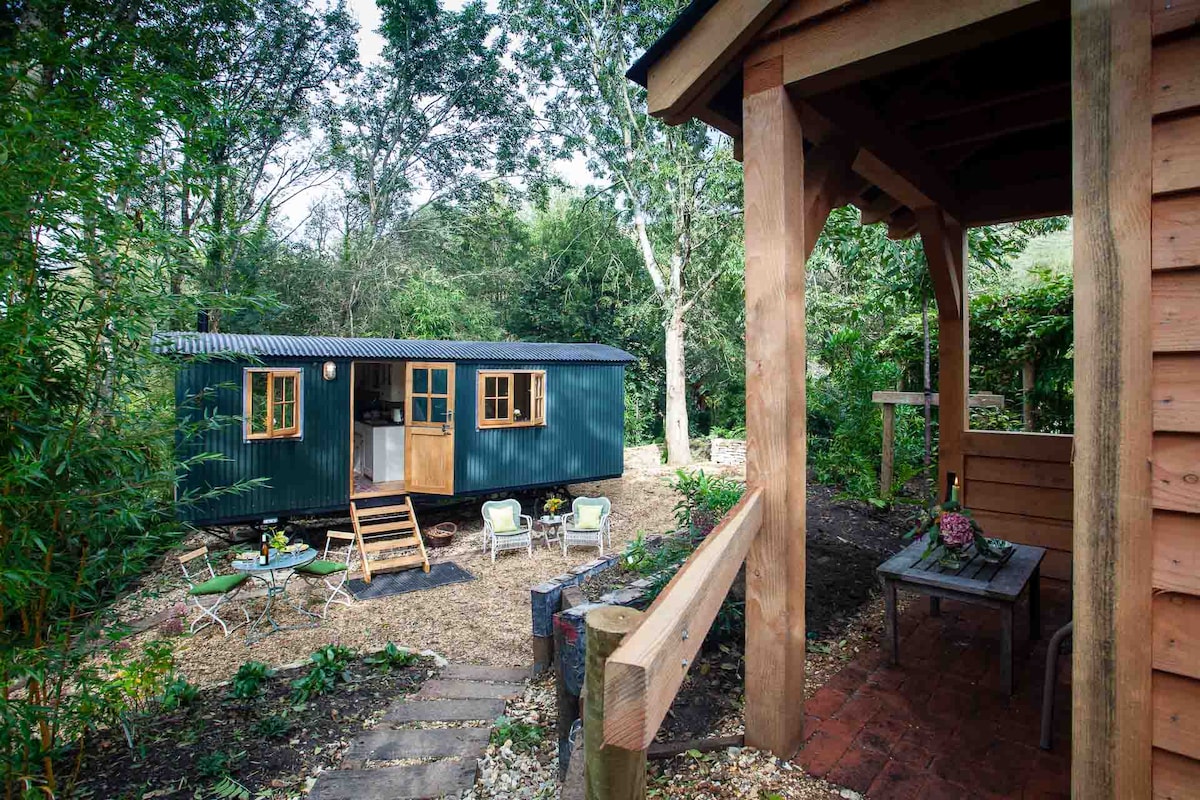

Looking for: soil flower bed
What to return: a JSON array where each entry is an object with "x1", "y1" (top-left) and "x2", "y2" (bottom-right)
[{"x1": 74, "y1": 649, "x2": 434, "y2": 800}]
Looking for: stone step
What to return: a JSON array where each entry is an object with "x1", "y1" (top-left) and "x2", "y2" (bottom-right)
[
  {"x1": 310, "y1": 759, "x2": 478, "y2": 800},
  {"x1": 382, "y1": 698, "x2": 506, "y2": 725},
  {"x1": 344, "y1": 728, "x2": 490, "y2": 764},
  {"x1": 439, "y1": 664, "x2": 530, "y2": 684},
  {"x1": 415, "y1": 679, "x2": 522, "y2": 701}
]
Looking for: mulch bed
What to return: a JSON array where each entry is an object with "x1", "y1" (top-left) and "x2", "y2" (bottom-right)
[
  {"x1": 651, "y1": 485, "x2": 915, "y2": 743},
  {"x1": 73, "y1": 654, "x2": 434, "y2": 800}
]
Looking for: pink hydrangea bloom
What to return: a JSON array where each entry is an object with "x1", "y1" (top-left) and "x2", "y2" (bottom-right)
[{"x1": 939, "y1": 512, "x2": 974, "y2": 548}]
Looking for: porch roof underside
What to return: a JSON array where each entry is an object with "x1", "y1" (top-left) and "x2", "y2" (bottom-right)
[{"x1": 629, "y1": 0, "x2": 1074, "y2": 237}]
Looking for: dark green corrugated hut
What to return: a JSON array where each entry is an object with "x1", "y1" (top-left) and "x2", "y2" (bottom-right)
[{"x1": 159, "y1": 332, "x2": 636, "y2": 526}]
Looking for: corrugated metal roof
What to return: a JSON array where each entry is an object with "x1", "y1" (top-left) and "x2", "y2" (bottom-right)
[{"x1": 154, "y1": 332, "x2": 637, "y2": 364}]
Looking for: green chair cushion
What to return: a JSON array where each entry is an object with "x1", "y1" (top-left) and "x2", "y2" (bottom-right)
[
  {"x1": 296, "y1": 560, "x2": 348, "y2": 576},
  {"x1": 576, "y1": 505, "x2": 603, "y2": 530},
  {"x1": 188, "y1": 572, "x2": 248, "y2": 596},
  {"x1": 488, "y1": 506, "x2": 519, "y2": 533}
]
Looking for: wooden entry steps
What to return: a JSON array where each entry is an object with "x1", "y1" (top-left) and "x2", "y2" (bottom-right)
[
  {"x1": 351, "y1": 497, "x2": 429, "y2": 583},
  {"x1": 309, "y1": 664, "x2": 530, "y2": 800}
]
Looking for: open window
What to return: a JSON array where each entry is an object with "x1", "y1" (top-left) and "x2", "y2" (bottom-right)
[
  {"x1": 244, "y1": 368, "x2": 302, "y2": 440},
  {"x1": 478, "y1": 370, "x2": 546, "y2": 428}
]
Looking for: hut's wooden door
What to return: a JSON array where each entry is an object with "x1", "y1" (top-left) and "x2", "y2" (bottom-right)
[{"x1": 405, "y1": 362, "x2": 455, "y2": 495}]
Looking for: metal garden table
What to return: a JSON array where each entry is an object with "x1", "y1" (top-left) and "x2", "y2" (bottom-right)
[
  {"x1": 232, "y1": 548, "x2": 321, "y2": 643},
  {"x1": 876, "y1": 538, "x2": 1045, "y2": 694},
  {"x1": 536, "y1": 515, "x2": 564, "y2": 550}
]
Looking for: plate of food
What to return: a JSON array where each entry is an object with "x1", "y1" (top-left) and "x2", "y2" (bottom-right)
[
  {"x1": 284, "y1": 543, "x2": 309, "y2": 554},
  {"x1": 238, "y1": 551, "x2": 258, "y2": 561}
]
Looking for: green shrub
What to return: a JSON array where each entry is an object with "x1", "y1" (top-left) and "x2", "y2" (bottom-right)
[
  {"x1": 160, "y1": 675, "x2": 200, "y2": 712},
  {"x1": 669, "y1": 470, "x2": 745, "y2": 537},
  {"x1": 490, "y1": 716, "x2": 543, "y2": 752},
  {"x1": 229, "y1": 661, "x2": 274, "y2": 701},
  {"x1": 290, "y1": 645, "x2": 356, "y2": 703},
  {"x1": 253, "y1": 714, "x2": 292, "y2": 739},
  {"x1": 196, "y1": 750, "x2": 245, "y2": 779},
  {"x1": 365, "y1": 642, "x2": 418, "y2": 672}
]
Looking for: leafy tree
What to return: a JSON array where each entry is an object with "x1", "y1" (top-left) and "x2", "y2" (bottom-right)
[
  {"x1": 502, "y1": 0, "x2": 743, "y2": 465},
  {"x1": 155, "y1": 0, "x2": 358, "y2": 330},
  {"x1": 0, "y1": 0, "x2": 254, "y2": 792}
]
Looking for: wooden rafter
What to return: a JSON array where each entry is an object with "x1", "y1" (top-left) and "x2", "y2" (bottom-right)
[
  {"x1": 763, "y1": 0, "x2": 1064, "y2": 98},
  {"x1": 909, "y1": 84, "x2": 1070, "y2": 151},
  {"x1": 645, "y1": 0, "x2": 790, "y2": 121},
  {"x1": 806, "y1": 92, "x2": 963, "y2": 218},
  {"x1": 802, "y1": 137, "x2": 859, "y2": 256},
  {"x1": 915, "y1": 207, "x2": 963, "y2": 319}
]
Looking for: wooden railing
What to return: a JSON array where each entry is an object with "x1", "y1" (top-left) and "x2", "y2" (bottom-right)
[{"x1": 597, "y1": 488, "x2": 764, "y2": 753}]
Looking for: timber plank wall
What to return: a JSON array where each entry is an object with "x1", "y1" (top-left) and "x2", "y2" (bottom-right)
[
  {"x1": 961, "y1": 430, "x2": 1074, "y2": 582},
  {"x1": 1150, "y1": 15, "x2": 1200, "y2": 793}
]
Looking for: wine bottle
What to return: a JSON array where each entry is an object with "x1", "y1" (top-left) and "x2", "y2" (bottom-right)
[{"x1": 259, "y1": 532, "x2": 269, "y2": 566}]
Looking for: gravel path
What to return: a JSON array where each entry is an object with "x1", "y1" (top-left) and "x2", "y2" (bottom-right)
[{"x1": 115, "y1": 446, "x2": 741, "y2": 686}]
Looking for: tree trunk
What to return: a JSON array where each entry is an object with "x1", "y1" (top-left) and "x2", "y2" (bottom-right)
[{"x1": 664, "y1": 303, "x2": 690, "y2": 466}]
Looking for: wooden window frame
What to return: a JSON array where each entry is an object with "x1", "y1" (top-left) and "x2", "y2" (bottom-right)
[
  {"x1": 477, "y1": 370, "x2": 547, "y2": 429},
  {"x1": 243, "y1": 368, "x2": 303, "y2": 441},
  {"x1": 407, "y1": 362, "x2": 454, "y2": 428}
]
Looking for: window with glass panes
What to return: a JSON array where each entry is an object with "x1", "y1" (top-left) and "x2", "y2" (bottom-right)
[
  {"x1": 409, "y1": 364, "x2": 452, "y2": 426},
  {"x1": 244, "y1": 369, "x2": 302, "y2": 439},
  {"x1": 478, "y1": 370, "x2": 546, "y2": 428}
]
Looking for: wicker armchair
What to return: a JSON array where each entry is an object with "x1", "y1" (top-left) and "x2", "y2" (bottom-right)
[
  {"x1": 481, "y1": 499, "x2": 534, "y2": 563},
  {"x1": 561, "y1": 496, "x2": 611, "y2": 556}
]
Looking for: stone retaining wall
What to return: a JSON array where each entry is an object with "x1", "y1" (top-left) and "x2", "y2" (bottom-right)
[{"x1": 710, "y1": 437, "x2": 747, "y2": 466}]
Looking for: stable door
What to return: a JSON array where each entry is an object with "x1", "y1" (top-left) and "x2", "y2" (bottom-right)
[{"x1": 405, "y1": 362, "x2": 455, "y2": 494}]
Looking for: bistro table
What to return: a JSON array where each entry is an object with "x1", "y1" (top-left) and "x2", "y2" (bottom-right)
[
  {"x1": 232, "y1": 548, "x2": 321, "y2": 643},
  {"x1": 877, "y1": 538, "x2": 1045, "y2": 694},
  {"x1": 535, "y1": 515, "x2": 564, "y2": 550}
]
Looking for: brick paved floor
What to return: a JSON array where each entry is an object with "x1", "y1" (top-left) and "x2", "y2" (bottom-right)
[{"x1": 795, "y1": 581, "x2": 1073, "y2": 799}]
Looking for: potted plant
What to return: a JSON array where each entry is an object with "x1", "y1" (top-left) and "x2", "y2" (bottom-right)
[
  {"x1": 543, "y1": 496, "x2": 565, "y2": 521},
  {"x1": 905, "y1": 480, "x2": 1014, "y2": 568}
]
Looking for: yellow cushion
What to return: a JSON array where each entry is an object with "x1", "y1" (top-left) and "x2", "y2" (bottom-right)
[
  {"x1": 577, "y1": 505, "x2": 602, "y2": 530},
  {"x1": 489, "y1": 506, "x2": 519, "y2": 533}
]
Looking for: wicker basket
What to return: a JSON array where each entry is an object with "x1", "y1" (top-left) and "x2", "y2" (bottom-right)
[{"x1": 426, "y1": 522, "x2": 457, "y2": 549}]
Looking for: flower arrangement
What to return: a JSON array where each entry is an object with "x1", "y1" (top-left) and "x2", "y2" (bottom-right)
[
  {"x1": 269, "y1": 530, "x2": 289, "y2": 551},
  {"x1": 905, "y1": 481, "x2": 1013, "y2": 567},
  {"x1": 544, "y1": 497, "x2": 565, "y2": 516}
]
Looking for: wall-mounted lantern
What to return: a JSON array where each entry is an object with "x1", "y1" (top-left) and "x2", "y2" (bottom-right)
[{"x1": 322, "y1": 361, "x2": 337, "y2": 381}]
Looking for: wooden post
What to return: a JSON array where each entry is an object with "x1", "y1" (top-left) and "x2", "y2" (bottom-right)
[
  {"x1": 917, "y1": 208, "x2": 968, "y2": 502},
  {"x1": 880, "y1": 402, "x2": 895, "y2": 494},
  {"x1": 584, "y1": 606, "x2": 645, "y2": 800},
  {"x1": 1022, "y1": 361, "x2": 1035, "y2": 431},
  {"x1": 742, "y1": 60, "x2": 808, "y2": 757},
  {"x1": 1071, "y1": 1, "x2": 1153, "y2": 797}
]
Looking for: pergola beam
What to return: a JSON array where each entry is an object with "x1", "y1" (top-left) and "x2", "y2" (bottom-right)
[
  {"x1": 645, "y1": 0, "x2": 789, "y2": 122},
  {"x1": 910, "y1": 84, "x2": 1070, "y2": 151},
  {"x1": 916, "y1": 206, "x2": 963, "y2": 319},
  {"x1": 767, "y1": 0, "x2": 1063, "y2": 98},
  {"x1": 807, "y1": 92, "x2": 964, "y2": 219}
]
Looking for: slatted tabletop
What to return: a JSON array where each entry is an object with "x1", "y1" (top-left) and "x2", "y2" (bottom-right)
[
  {"x1": 877, "y1": 538, "x2": 1046, "y2": 695},
  {"x1": 878, "y1": 539, "x2": 1046, "y2": 601}
]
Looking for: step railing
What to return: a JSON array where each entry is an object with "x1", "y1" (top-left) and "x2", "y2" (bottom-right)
[{"x1": 585, "y1": 487, "x2": 764, "y2": 784}]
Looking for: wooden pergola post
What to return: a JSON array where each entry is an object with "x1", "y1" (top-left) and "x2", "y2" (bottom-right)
[
  {"x1": 1071, "y1": 1, "x2": 1153, "y2": 797},
  {"x1": 917, "y1": 208, "x2": 968, "y2": 501},
  {"x1": 741, "y1": 59, "x2": 808, "y2": 757}
]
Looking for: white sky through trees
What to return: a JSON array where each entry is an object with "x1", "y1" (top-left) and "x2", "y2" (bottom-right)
[{"x1": 277, "y1": 0, "x2": 591, "y2": 230}]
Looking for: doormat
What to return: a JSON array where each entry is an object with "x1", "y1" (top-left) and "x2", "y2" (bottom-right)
[{"x1": 348, "y1": 561, "x2": 475, "y2": 600}]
